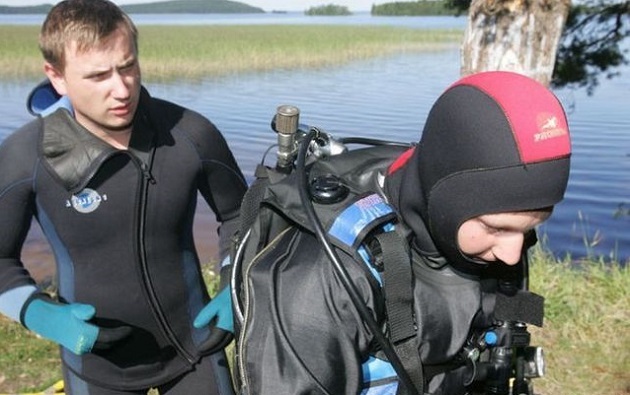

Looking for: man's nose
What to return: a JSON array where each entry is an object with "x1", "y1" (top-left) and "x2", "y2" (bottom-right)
[
  {"x1": 111, "y1": 72, "x2": 130, "y2": 99},
  {"x1": 493, "y1": 233, "x2": 525, "y2": 265}
]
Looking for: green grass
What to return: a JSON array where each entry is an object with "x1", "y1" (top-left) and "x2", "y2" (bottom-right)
[
  {"x1": 0, "y1": 24, "x2": 463, "y2": 81},
  {"x1": 1, "y1": 256, "x2": 628, "y2": 394},
  {"x1": 0, "y1": 316, "x2": 61, "y2": 393},
  {"x1": 528, "y1": 248, "x2": 630, "y2": 395}
]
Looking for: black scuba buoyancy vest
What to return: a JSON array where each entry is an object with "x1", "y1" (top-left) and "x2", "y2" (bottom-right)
[{"x1": 230, "y1": 144, "x2": 544, "y2": 395}]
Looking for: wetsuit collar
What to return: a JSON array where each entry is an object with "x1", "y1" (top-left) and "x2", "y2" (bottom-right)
[{"x1": 40, "y1": 87, "x2": 155, "y2": 193}]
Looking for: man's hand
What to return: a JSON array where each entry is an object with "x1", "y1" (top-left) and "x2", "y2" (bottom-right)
[
  {"x1": 21, "y1": 294, "x2": 131, "y2": 355},
  {"x1": 194, "y1": 286, "x2": 234, "y2": 354}
]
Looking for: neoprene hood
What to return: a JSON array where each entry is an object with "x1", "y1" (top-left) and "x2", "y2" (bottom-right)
[{"x1": 387, "y1": 71, "x2": 572, "y2": 272}]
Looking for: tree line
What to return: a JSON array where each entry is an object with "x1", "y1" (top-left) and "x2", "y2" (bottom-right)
[{"x1": 371, "y1": 0, "x2": 458, "y2": 16}]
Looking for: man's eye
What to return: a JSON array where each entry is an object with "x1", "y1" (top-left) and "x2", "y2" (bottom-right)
[
  {"x1": 88, "y1": 72, "x2": 108, "y2": 80},
  {"x1": 120, "y1": 62, "x2": 136, "y2": 72},
  {"x1": 481, "y1": 222, "x2": 502, "y2": 234},
  {"x1": 488, "y1": 227, "x2": 502, "y2": 235}
]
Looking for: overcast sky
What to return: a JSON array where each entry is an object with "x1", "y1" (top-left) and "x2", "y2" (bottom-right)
[{"x1": 0, "y1": 0, "x2": 382, "y2": 12}]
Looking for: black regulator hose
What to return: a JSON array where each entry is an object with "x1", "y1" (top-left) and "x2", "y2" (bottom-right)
[
  {"x1": 337, "y1": 136, "x2": 414, "y2": 148},
  {"x1": 295, "y1": 128, "x2": 420, "y2": 395}
]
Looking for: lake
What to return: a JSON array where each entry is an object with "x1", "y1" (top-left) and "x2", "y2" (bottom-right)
[
  {"x1": 1, "y1": 14, "x2": 628, "y2": 265},
  {"x1": 0, "y1": 11, "x2": 467, "y2": 29}
]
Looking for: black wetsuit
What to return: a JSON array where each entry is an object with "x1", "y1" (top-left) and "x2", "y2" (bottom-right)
[{"x1": 0, "y1": 87, "x2": 247, "y2": 391}]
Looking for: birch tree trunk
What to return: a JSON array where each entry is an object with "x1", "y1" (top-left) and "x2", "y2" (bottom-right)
[{"x1": 461, "y1": 0, "x2": 571, "y2": 86}]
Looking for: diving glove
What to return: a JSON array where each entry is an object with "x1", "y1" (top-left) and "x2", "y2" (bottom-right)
[
  {"x1": 20, "y1": 293, "x2": 131, "y2": 355},
  {"x1": 194, "y1": 286, "x2": 234, "y2": 354}
]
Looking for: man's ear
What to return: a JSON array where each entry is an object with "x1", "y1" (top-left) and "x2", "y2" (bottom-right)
[{"x1": 43, "y1": 62, "x2": 67, "y2": 96}]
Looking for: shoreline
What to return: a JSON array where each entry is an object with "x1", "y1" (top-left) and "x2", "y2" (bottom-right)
[{"x1": 22, "y1": 202, "x2": 221, "y2": 284}]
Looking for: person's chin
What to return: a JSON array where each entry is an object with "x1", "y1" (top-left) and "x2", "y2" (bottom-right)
[{"x1": 106, "y1": 120, "x2": 134, "y2": 133}]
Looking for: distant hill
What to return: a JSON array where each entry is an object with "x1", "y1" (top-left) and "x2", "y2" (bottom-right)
[
  {"x1": 0, "y1": 4, "x2": 52, "y2": 13},
  {"x1": 0, "y1": 0, "x2": 264, "y2": 14}
]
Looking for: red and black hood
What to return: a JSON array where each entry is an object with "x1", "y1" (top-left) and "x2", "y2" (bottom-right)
[{"x1": 386, "y1": 71, "x2": 571, "y2": 272}]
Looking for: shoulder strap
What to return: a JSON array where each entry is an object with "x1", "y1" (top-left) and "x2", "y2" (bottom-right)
[
  {"x1": 237, "y1": 164, "x2": 272, "y2": 244},
  {"x1": 374, "y1": 231, "x2": 425, "y2": 395}
]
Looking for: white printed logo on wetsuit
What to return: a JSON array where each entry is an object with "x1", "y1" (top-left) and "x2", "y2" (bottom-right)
[{"x1": 66, "y1": 188, "x2": 107, "y2": 213}]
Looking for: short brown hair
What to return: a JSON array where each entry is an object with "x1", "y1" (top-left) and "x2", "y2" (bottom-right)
[{"x1": 39, "y1": 0, "x2": 138, "y2": 71}]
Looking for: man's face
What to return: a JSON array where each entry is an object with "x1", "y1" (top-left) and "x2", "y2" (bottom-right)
[
  {"x1": 457, "y1": 210, "x2": 551, "y2": 265},
  {"x1": 45, "y1": 26, "x2": 141, "y2": 137}
]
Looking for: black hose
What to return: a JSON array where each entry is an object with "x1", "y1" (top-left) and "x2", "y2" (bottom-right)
[
  {"x1": 295, "y1": 128, "x2": 420, "y2": 395},
  {"x1": 337, "y1": 136, "x2": 414, "y2": 148}
]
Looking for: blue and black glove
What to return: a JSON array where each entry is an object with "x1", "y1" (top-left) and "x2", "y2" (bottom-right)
[
  {"x1": 193, "y1": 264, "x2": 234, "y2": 355},
  {"x1": 194, "y1": 286, "x2": 234, "y2": 355},
  {"x1": 20, "y1": 293, "x2": 131, "y2": 355}
]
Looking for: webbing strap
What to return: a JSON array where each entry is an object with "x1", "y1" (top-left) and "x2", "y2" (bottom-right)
[
  {"x1": 237, "y1": 165, "x2": 271, "y2": 242},
  {"x1": 375, "y1": 231, "x2": 424, "y2": 395}
]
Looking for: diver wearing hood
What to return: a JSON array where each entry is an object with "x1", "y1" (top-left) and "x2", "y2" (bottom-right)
[
  {"x1": 386, "y1": 71, "x2": 570, "y2": 275},
  {"x1": 228, "y1": 71, "x2": 571, "y2": 395}
]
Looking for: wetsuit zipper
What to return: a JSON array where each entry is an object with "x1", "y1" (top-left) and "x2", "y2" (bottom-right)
[
  {"x1": 134, "y1": 155, "x2": 196, "y2": 364},
  {"x1": 65, "y1": 148, "x2": 197, "y2": 364}
]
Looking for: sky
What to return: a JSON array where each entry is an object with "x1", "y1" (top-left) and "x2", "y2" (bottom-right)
[{"x1": 0, "y1": 0, "x2": 381, "y2": 12}]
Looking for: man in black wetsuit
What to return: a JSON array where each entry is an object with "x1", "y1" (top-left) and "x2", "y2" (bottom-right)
[
  {"x1": 230, "y1": 71, "x2": 572, "y2": 394},
  {"x1": 0, "y1": 0, "x2": 247, "y2": 393}
]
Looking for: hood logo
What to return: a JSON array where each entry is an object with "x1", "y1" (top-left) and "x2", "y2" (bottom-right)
[
  {"x1": 65, "y1": 188, "x2": 107, "y2": 214},
  {"x1": 534, "y1": 113, "x2": 568, "y2": 142}
]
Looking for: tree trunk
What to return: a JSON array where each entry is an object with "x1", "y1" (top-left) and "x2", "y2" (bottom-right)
[{"x1": 461, "y1": 0, "x2": 571, "y2": 86}]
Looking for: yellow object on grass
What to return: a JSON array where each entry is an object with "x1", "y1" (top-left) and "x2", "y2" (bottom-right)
[{"x1": 0, "y1": 380, "x2": 64, "y2": 395}]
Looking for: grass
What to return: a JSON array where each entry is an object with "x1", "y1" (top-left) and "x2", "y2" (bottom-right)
[
  {"x1": 0, "y1": 316, "x2": 60, "y2": 393},
  {"x1": 0, "y1": 24, "x2": 463, "y2": 82},
  {"x1": 1, "y1": 255, "x2": 628, "y2": 394},
  {"x1": 528, "y1": 247, "x2": 630, "y2": 395}
]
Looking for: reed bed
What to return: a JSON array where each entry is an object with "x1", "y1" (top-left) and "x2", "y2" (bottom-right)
[
  {"x1": 0, "y1": 24, "x2": 462, "y2": 81},
  {"x1": 0, "y1": 26, "x2": 43, "y2": 78}
]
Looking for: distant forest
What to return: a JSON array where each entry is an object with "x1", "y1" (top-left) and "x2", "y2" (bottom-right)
[
  {"x1": 305, "y1": 4, "x2": 352, "y2": 16},
  {"x1": 372, "y1": 1, "x2": 457, "y2": 16},
  {"x1": 0, "y1": 0, "x2": 264, "y2": 14},
  {"x1": 303, "y1": 1, "x2": 458, "y2": 16}
]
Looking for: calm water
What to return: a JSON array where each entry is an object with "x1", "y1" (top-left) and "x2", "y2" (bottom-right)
[
  {"x1": 0, "y1": 11, "x2": 467, "y2": 29},
  {"x1": 0, "y1": 14, "x2": 628, "y2": 263}
]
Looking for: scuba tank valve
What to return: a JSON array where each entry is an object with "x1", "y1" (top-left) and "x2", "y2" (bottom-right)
[{"x1": 273, "y1": 105, "x2": 300, "y2": 173}]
